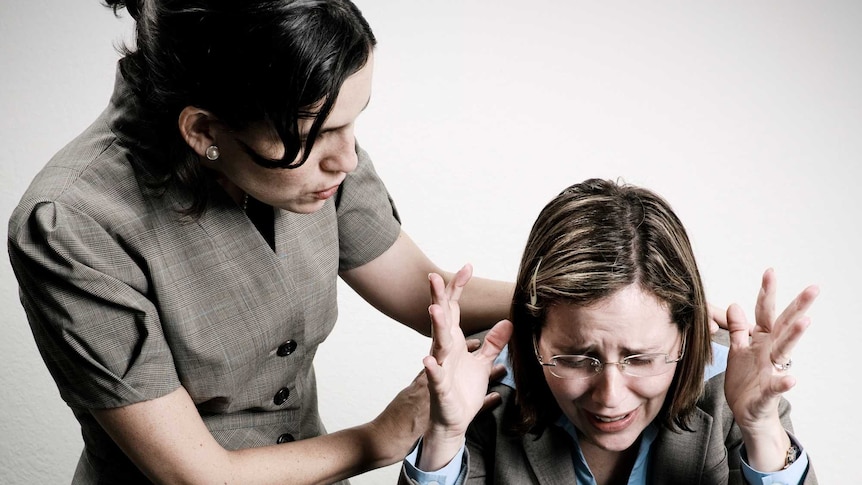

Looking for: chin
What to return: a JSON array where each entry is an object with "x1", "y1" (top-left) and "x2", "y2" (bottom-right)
[
  {"x1": 280, "y1": 199, "x2": 327, "y2": 214},
  {"x1": 588, "y1": 432, "x2": 641, "y2": 452}
]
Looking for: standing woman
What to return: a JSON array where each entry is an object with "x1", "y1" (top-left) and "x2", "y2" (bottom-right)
[{"x1": 7, "y1": 1, "x2": 510, "y2": 483}]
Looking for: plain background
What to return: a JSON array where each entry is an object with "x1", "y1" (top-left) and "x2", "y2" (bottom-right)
[{"x1": 1, "y1": 1, "x2": 859, "y2": 483}]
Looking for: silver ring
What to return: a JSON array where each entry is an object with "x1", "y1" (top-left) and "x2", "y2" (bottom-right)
[{"x1": 771, "y1": 358, "x2": 792, "y2": 371}]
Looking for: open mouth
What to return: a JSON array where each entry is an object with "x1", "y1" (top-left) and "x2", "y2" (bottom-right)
[{"x1": 594, "y1": 414, "x2": 629, "y2": 423}]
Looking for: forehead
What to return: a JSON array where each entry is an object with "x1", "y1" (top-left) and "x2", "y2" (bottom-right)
[
  {"x1": 305, "y1": 52, "x2": 374, "y2": 128},
  {"x1": 543, "y1": 285, "x2": 676, "y2": 345}
]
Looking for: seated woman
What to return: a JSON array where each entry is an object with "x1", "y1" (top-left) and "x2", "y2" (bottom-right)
[{"x1": 402, "y1": 178, "x2": 819, "y2": 484}]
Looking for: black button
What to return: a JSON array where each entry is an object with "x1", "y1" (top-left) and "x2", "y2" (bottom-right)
[
  {"x1": 277, "y1": 433, "x2": 295, "y2": 444},
  {"x1": 273, "y1": 387, "x2": 290, "y2": 405},
  {"x1": 277, "y1": 340, "x2": 298, "y2": 357}
]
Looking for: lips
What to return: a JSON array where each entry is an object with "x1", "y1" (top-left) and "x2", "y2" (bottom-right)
[
  {"x1": 313, "y1": 184, "x2": 341, "y2": 200},
  {"x1": 587, "y1": 409, "x2": 637, "y2": 433}
]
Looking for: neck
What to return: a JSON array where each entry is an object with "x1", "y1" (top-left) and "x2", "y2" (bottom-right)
[
  {"x1": 580, "y1": 438, "x2": 639, "y2": 485},
  {"x1": 214, "y1": 174, "x2": 246, "y2": 208}
]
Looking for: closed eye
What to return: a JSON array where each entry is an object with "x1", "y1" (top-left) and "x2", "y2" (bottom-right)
[{"x1": 623, "y1": 354, "x2": 664, "y2": 366}]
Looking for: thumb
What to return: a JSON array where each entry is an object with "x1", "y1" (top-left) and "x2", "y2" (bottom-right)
[
  {"x1": 479, "y1": 320, "x2": 514, "y2": 360},
  {"x1": 726, "y1": 303, "x2": 750, "y2": 350}
]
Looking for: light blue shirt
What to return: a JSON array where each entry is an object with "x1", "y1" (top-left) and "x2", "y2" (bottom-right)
[{"x1": 404, "y1": 343, "x2": 809, "y2": 485}]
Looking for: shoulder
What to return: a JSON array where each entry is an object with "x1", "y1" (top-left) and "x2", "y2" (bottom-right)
[{"x1": 9, "y1": 113, "x2": 174, "y2": 245}]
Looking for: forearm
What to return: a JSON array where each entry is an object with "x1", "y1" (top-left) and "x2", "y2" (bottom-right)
[
  {"x1": 340, "y1": 230, "x2": 513, "y2": 337},
  {"x1": 94, "y1": 386, "x2": 422, "y2": 485},
  {"x1": 226, "y1": 422, "x2": 401, "y2": 484}
]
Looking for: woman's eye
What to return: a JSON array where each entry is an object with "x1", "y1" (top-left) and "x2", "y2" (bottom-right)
[
  {"x1": 625, "y1": 355, "x2": 659, "y2": 366},
  {"x1": 556, "y1": 357, "x2": 594, "y2": 368}
]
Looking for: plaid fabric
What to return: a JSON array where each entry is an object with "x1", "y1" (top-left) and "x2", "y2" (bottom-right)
[{"x1": 8, "y1": 65, "x2": 401, "y2": 483}]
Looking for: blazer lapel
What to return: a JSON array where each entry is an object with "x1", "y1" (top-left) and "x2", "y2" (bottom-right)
[
  {"x1": 651, "y1": 408, "x2": 728, "y2": 485},
  {"x1": 522, "y1": 427, "x2": 579, "y2": 484}
]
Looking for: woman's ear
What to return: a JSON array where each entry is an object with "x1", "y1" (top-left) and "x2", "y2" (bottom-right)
[{"x1": 178, "y1": 106, "x2": 221, "y2": 159}]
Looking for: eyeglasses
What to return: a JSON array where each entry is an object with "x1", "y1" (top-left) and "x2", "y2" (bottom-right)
[{"x1": 533, "y1": 334, "x2": 685, "y2": 380}]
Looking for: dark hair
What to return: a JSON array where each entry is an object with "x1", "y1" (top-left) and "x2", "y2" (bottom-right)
[
  {"x1": 509, "y1": 178, "x2": 712, "y2": 433},
  {"x1": 103, "y1": 0, "x2": 376, "y2": 215}
]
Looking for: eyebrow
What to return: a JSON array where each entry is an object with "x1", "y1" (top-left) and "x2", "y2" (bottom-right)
[{"x1": 552, "y1": 343, "x2": 665, "y2": 357}]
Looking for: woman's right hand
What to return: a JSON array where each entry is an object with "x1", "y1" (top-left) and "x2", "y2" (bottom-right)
[{"x1": 418, "y1": 264, "x2": 513, "y2": 471}]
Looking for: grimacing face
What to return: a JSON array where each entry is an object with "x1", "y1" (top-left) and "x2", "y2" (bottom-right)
[{"x1": 536, "y1": 285, "x2": 683, "y2": 456}]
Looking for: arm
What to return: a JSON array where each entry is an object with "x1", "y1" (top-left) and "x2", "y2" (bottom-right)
[
  {"x1": 724, "y1": 268, "x2": 819, "y2": 474},
  {"x1": 340, "y1": 230, "x2": 514, "y2": 336},
  {"x1": 93, "y1": 373, "x2": 430, "y2": 485}
]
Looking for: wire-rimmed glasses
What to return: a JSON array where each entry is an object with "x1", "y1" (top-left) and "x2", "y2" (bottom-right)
[{"x1": 533, "y1": 334, "x2": 686, "y2": 379}]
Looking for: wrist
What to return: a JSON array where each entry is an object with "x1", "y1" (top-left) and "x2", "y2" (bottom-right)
[
  {"x1": 361, "y1": 419, "x2": 420, "y2": 467},
  {"x1": 740, "y1": 420, "x2": 792, "y2": 472},
  {"x1": 417, "y1": 429, "x2": 465, "y2": 472}
]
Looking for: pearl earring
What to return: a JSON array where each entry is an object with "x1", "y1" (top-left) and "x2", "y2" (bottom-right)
[{"x1": 205, "y1": 145, "x2": 220, "y2": 161}]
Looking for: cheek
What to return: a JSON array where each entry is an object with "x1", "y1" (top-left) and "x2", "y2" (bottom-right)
[
  {"x1": 544, "y1": 372, "x2": 674, "y2": 407},
  {"x1": 544, "y1": 372, "x2": 589, "y2": 405},
  {"x1": 630, "y1": 374, "x2": 676, "y2": 403}
]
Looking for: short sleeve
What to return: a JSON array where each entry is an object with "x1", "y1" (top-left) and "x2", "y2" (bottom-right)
[
  {"x1": 336, "y1": 143, "x2": 402, "y2": 271},
  {"x1": 8, "y1": 200, "x2": 180, "y2": 409}
]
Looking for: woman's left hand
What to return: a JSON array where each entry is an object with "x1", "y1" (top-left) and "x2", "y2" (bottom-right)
[
  {"x1": 419, "y1": 264, "x2": 513, "y2": 471},
  {"x1": 724, "y1": 268, "x2": 819, "y2": 470}
]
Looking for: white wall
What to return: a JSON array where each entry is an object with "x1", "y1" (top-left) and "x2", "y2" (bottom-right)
[{"x1": 1, "y1": 1, "x2": 858, "y2": 483}]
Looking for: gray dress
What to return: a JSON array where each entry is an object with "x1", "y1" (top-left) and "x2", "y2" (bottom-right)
[{"x1": 8, "y1": 64, "x2": 402, "y2": 484}]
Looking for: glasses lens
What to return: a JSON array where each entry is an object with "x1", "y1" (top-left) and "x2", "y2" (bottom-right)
[
  {"x1": 550, "y1": 355, "x2": 600, "y2": 379},
  {"x1": 621, "y1": 354, "x2": 675, "y2": 377},
  {"x1": 547, "y1": 353, "x2": 679, "y2": 379}
]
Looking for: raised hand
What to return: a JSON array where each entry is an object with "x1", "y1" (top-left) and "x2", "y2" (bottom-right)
[
  {"x1": 419, "y1": 264, "x2": 513, "y2": 471},
  {"x1": 724, "y1": 268, "x2": 819, "y2": 471}
]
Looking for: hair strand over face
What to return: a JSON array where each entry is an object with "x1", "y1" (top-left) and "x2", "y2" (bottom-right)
[{"x1": 103, "y1": 0, "x2": 377, "y2": 217}]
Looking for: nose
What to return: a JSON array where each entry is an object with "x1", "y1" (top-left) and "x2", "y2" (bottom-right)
[
  {"x1": 590, "y1": 363, "x2": 627, "y2": 408},
  {"x1": 319, "y1": 128, "x2": 358, "y2": 174}
]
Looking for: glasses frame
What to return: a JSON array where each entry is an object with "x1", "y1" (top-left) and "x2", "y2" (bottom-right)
[{"x1": 533, "y1": 332, "x2": 686, "y2": 380}]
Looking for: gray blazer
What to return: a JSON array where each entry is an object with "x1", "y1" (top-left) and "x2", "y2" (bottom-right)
[{"x1": 402, "y1": 374, "x2": 816, "y2": 484}]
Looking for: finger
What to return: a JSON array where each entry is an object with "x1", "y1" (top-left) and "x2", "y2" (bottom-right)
[
  {"x1": 446, "y1": 263, "x2": 473, "y2": 303},
  {"x1": 423, "y1": 355, "x2": 445, "y2": 388},
  {"x1": 429, "y1": 272, "x2": 448, "y2": 306},
  {"x1": 480, "y1": 391, "x2": 502, "y2": 413},
  {"x1": 429, "y1": 304, "x2": 456, "y2": 362},
  {"x1": 726, "y1": 304, "x2": 751, "y2": 350},
  {"x1": 772, "y1": 284, "x2": 820, "y2": 336},
  {"x1": 466, "y1": 338, "x2": 482, "y2": 353},
  {"x1": 754, "y1": 268, "x2": 777, "y2": 332},
  {"x1": 478, "y1": 320, "x2": 514, "y2": 360},
  {"x1": 768, "y1": 285, "x2": 818, "y2": 367},
  {"x1": 489, "y1": 363, "x2": 508, "y2": 383},
  {"x1": 770, "y1": 374, "x2": 797, "y2": 395},
  {"x1": 709, "y1": 318, "x2": 719, "y2": 335},
  {"x1": 708, "y1": 303, "x2": 729, "y2": 331},
  {"x1": 770, "y1": 315, "x2": 812, "y2": 366}
]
